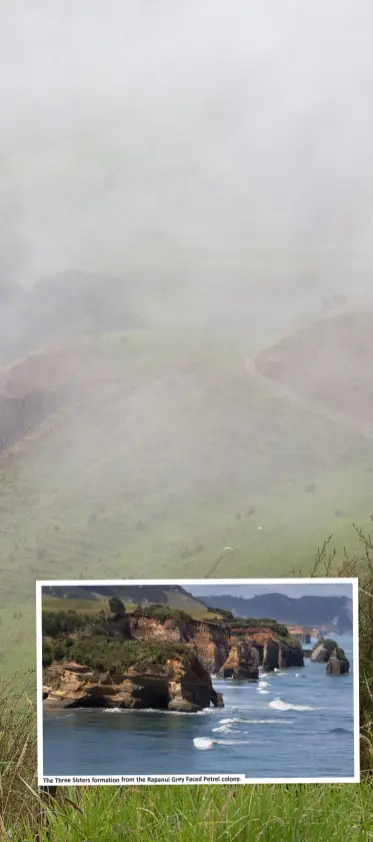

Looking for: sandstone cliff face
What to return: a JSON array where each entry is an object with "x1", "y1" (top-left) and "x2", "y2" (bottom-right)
[
  {"x1": 107, "y1": 616, "x2": 305, "y2": 674},
  {"x1": 42, "y1": 609, "x2": 305, "y2": 716},
  {"x1": 218, "y1": 638, "x2": 259, "y2": 680},
  {"x1": 108, "y1": 614, "x2": 230, "y2": 674},
  {"x1": 43, "y1": 654, "x2": 224, "y2": 713},
  {"x1": 287, "y1": 627, "x2": 311, "y2": 644},
  {"x1": 189, "y1": 623, "x2": 229, "y2": 673},
  {"x1": 231, "y1": 629, "x2": 304, "y2": 672},
  {"x1": 278, "y1": 643, "x2": 304, "y2": 668},
  {"x1": 124, "y1": 615, "x2": 182, "y2": 643}
]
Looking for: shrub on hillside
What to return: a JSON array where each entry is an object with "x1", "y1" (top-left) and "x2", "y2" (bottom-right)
[
  {"x1": 108, "y1": 596, "x2": 126, "y2": 617},
  {"x1": 42, "y1": 635, "x2": 199, "y2": 676},
  {"x1": 134, "y1": 604, "x2": 192, "y2": 626},
  {"x1": 207, "y1": 607, "x2": 234, "y2": 619},
  {"x1": 42, "y1": 609, "x2": 108, "y2": 638},
  {"x1": 42, "y1": 610, "x2": 86, "y2": 637},
  {"x1": 229, "y1": 617, "x2": 289, "y2": 636}
]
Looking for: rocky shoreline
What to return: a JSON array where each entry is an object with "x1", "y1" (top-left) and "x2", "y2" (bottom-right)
[{"x1": 42, "y1": 604, "x2": 308, "y2": 713}]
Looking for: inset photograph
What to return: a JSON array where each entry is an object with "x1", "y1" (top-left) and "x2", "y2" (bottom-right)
[{"x1": 37, "y1": 578, "x2": 359, "y2": 784}]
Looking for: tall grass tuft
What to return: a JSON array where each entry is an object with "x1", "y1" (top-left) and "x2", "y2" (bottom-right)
[{"x1": 0, "y1": 672, "x2": 38, "y2": 833}]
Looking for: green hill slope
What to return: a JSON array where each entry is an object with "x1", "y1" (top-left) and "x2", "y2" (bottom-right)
[
  {"x1": 254, "y1": 311, "x2": 373, "y2": 428},
  {"x1": 42, "y1": 583, "x2": 210, "y2": 619},
  {"x1": 0, "y1": 320, "x2": 372, "y2": 671}
]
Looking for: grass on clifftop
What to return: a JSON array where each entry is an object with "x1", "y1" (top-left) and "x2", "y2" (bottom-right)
[
  {"x1": 228, "y1": 617, "x2": 289, "y2": 636},
  {"x1": 42, "y1": 603, "x2": 292, "y2": 630}
]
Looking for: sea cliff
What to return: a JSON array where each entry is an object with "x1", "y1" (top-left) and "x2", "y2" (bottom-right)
[{"x1": 42, "y1": 604, "x2": 305, "y2": 712}]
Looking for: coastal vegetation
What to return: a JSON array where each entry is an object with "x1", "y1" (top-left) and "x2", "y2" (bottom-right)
[
  {"x1": 135, "y1": 604, "x2": 192, "y2": 626},
  {"x1": 43, "y1": 637, "x2": 197, "y2": 675},
  {"x1": 228, "y1": 617, "x2": 289, "y2": 636}
]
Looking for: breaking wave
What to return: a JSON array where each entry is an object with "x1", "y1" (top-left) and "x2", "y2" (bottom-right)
[
  {"x1": 194, "y1": 737, "x2": 215, "y2": 750},
  {"x1": 212, "y1": 724, "x2": 242, "y2": 733},
  {"x1": 193, "y1": 737, "x2": 252, "y2": 750},
  {"x1": 102, "y1": 707, "x2": 213, "y2": 716},
  {"x1": 269, "y1": 698, "x2": 319, "y2": 712},
  {"x1": 217, "y1": 716, "x2": 294, "y2": 726}
]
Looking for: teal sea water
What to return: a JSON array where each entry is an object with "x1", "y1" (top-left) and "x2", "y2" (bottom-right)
[{"x1": 43, "y1": 636, "x2": 355, "y2": 780}]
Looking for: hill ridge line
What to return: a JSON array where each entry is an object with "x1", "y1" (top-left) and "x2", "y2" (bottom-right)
[{"x1": 244, "y1": 354, "x2": 373, "y2": 441}]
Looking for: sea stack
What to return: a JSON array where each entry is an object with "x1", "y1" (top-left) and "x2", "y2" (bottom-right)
[{"x1": 311, "y1": 639, "x2": 350, "y2": 675}]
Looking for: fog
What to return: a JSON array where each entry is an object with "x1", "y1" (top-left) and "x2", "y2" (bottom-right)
[
  {"x1": 1, "y1": 0, "x2": 373, "y2": 331},
  {"x1": 0, "y1": 2, "x2": 372, "y2": 589}
]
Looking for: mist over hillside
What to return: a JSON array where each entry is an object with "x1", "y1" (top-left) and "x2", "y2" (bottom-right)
[
  {"x1": 253, "y1": 312, "x2": 373, "y2": 427},
  {"x1": 0, "y1": 2, "x2": 373, "y2": 672},
  {"x1": 2, "y1": 1, "x2": 373, "y2": 330},
  {"x1": 0, "y1": 271, "x2": 147, "y2": 356}
]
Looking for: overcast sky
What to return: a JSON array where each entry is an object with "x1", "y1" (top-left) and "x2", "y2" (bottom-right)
[
  {"x1": 1, "y1": 0, "x2": 373, "y2": 322},
  {"x1": 188, "y1": 583, "x2": 353, "y2": 599}
]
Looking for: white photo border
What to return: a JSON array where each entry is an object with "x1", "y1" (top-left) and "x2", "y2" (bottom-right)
[{"x1": 36, "y1": 577, "x2": 360, "y2": 786}]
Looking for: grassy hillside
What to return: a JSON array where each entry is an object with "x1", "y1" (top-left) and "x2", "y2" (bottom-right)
[
  {"x1": 42, "y1": 587, "x2": 213, "y2": 620},
  {"x1": 0, "y1": 320, "x2": 372, "y2": 672},
  {"x1": 254, "y1": 311, "x2": 373, "y2": 427}
]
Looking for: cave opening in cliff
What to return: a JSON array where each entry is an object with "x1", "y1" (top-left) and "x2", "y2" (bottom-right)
[
  {"x1": 128, "y1": 676, "x2": 170, "y2": 710},
  {"x1": 132, "y1": 684, "x2": 170, "y2": 710},
  {"x1": 66, "y1": 696, "x2": 108, "y2": 709}
]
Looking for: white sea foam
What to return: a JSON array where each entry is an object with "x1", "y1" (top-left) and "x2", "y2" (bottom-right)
[
  {"x1": 102, "y1": 708, "x2": 123, "y2": 713},
  {"x1": 102, "y1": 707, "x2": 212, "y2": 716},
  {"x1": 194, "y1": 735, "x2": 253, "y2": 749},
  {"x1": 212, "y1": 725, "x2": 239, "y2": 734},
  {"x1": 194, "y1": 737, "x2": 215, "y2": 750},
  {"x1": 242, "y1": 719, "x2": 295, "y2": 725},
  {"x1": 218, "y1": 717, "x2": 294, "y2": 725},
  {"x1": 269, "y1": 698, "x2": 318, "y2": 712},
  {"x1": 258, "y1": 689, "x2": 270, "y2": 694}
]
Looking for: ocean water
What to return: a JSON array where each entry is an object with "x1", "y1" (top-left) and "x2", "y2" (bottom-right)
[{"x1": 43, "y1": 635, "x2": 355, "y2": 780}]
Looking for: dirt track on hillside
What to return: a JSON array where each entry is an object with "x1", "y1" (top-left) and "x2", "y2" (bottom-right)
[{"x1": 244, "y1": 354, "x2": 373, "y2": 442}]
